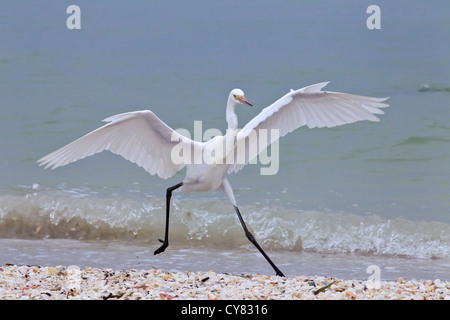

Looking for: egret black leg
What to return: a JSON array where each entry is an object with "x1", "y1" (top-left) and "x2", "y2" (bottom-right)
[
  {"x1": 154, "y1": 182, "x2": 183, "y2": 255},
  {"x1": 233, "y1": 206, "x2": 285, "y2": 277}
]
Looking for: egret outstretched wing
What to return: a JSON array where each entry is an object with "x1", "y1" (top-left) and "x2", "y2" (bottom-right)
[
  {"x1": 228, "y1": 82, "x2": 389, "y2": 174},
  {"x1": 38, "y1": 110, "x2": 198, "y2": 179}
]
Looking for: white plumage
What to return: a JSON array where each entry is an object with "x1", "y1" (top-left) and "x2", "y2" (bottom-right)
[
  {"x1": 37, "y1": 82, "x2": 389, "y2": 276},
  {"x1": 38, "y1": 82, "x2": 388, "y2": 185},
  {"x1": 228, "y1": 82, "x2": 388, "y2": 174}
]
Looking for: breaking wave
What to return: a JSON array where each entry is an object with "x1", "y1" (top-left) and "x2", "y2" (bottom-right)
[{"x1": 1, "y1": 191, "x2": 449, "y2": 259}]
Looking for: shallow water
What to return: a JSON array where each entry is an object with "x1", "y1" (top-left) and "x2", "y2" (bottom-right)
[{"x1": 2, "y1": 239, "x2": 449, "y2": 281}]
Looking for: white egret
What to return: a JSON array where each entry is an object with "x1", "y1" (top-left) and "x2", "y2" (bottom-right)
[{"x1": 38, "y1": 82, "x2": 389, "y2": 276}]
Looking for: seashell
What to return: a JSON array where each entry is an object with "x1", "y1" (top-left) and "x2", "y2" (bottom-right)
[{"x1": 47, "y1": 267, "x2": 59, "y2": 276}]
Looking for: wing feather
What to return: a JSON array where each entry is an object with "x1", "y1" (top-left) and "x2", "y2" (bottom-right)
[
  {"x1": 228, "y1": 82, "x2": 389, "y2": 174},
  {"x1": 37, "y1": 110, "x2": 198, "y2": 179}
]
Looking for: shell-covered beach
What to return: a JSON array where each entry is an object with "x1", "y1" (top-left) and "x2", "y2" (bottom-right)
[
  {"x1": 1, "y1": 1, "x2": 449, "y2": 304},
  {"x1": 1, "y1": 265, "x2": 448, "y2": 300}
]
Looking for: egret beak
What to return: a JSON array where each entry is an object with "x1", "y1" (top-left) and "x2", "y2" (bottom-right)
[{"x1": 238, "y1": 96, "x2": 253, "y2": 106}]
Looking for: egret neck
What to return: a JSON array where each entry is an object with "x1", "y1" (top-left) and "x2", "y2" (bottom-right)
[
  {"x1": 224, "y1": 94, "x2": 240, "y2": 164},
  {"x1": 226, "y1": 94, "x2": 239, "y2": 130}
]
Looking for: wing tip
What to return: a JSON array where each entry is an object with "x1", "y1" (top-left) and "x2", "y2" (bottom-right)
[
  {"x1": 294, "y1": 81, "x2": 331, "y2": 94},
  {"x1": 380, "y1": 97, "x2": 390, "y2": 106},
  {"x1": 36, "y1": 158, "x2": 47, "y2": 167},
  {"x1": 36, "y1": 158, "x2": 56, "y2": 170}
]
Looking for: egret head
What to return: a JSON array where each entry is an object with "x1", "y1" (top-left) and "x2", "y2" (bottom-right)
[{"x1": 230, "y1": 89, "x2": 253, "y2": 106}]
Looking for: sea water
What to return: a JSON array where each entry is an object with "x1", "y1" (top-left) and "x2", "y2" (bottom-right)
[{"x1": 0, "y1": 1, "x2": 449, "y2": 280}]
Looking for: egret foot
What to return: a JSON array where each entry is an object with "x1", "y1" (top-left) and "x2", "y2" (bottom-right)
[{"x1": 154, "y1": 239, "x2": 168, "y2": 255}]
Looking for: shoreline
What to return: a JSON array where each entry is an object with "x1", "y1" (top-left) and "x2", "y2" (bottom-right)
[{"x1": 0, "y1": 265, "x2": 448, "y2": 300}]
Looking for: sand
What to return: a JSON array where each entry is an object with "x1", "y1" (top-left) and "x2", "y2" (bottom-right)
[{"x1": 0, "y1": 264, "x2": 448, "y2": 300}]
